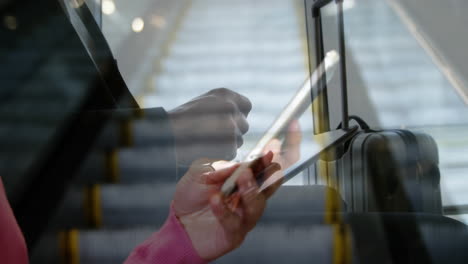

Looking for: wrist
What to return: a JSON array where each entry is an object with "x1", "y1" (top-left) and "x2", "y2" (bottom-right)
[
  {"x1": 125, "y1": 204, "x2": 206, "y2": 264},
  {"x1": 176, "y1": 210, "x2": 209, "y2": 260},
  {"x1": 168, "y1": 205, "x2": 208, "y2": 263}
]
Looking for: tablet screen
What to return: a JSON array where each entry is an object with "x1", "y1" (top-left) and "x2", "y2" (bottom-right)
[{"x1": 221, "y1": 51, "x2": 342, "y2": 194}]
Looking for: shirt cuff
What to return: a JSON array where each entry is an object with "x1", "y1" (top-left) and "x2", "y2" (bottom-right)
[{"x1": 124, "y1": 205, "x2": 207, "y2": 264}]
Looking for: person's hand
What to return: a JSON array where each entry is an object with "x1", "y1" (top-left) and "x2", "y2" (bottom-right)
[
  {"x1": 168, "y1": 88, "x2": 252, "y2": 165},
  {"x1": 259, "y1": 120, "x2": 302, "y2": 191},
  {"x1": 172, "y1": 152, "x2": 281, "y2": 261}
]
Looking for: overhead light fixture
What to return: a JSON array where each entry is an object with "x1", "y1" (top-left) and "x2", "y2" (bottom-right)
[
  {"x1": 102, "y1": 0, "x2": 116, "y2": 15},
  {"x1": 132, "y1": 17, "x2": 145, "y2": 33}
]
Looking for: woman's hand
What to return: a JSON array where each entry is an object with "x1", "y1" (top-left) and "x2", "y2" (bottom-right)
[
  {"x1": 259, "y1": 120, "x2": 302, "y2": 192},
  {"x1": 172, "y1": 152, "x2": 280, "y2": 261}
]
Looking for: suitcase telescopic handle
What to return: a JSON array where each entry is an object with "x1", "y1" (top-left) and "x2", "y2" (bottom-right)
[{"x1": 312, "y1": 0, "x2": 350, "y2": 130}]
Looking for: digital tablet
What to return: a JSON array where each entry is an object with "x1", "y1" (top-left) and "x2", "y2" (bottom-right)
[
  {"x1": 221, "y1": 50, "x2": 344, "y2": 195},
  {"x1": 258, "y1": 126, "x2": 358, "y2": 192}
]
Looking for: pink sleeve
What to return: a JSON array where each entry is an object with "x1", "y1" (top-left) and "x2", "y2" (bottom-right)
[
  {"x1": 0, "y1": 178, "x2": 28, "y2": 264},
  {"x1": 124, "y1": 205, "x2": 207, "y2": 264}
]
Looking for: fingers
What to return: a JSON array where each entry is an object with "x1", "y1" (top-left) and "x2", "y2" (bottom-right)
[
  {"x1": 210, "y1": 193, "x2": 243, "y2": 233},
  {"x1": 253, "y1": 152, "x2": 278, "y2": 183},
  {"x1": 261, "y1": 151, "x2": 275, "y2": 166},
  {"x1": 208, "y1": 158, "x2": 281, "y2": 237},
  {"x1": 209, "y1": 88, "x2": 252, "y2": 117},
  {"x1": 284, "y1": 120, "x2": 302, "y2": 148},
  {"x1": 260, "y1": 170, "x2": 284, "y2": 199},
  {"x1": 263, "y1": 139, "x2": 282, "y2": 156},
  {"x1": 225, "y1": 98, "x2": 249, "y2": 135},
  {"x1": 235, "y1": 112, "x2": 249, "y2": 135},
  {"x1": 236, "y1": 161, "x2": 281, "y2": 230},
  {"x1": 234, "y1": 93, "x2": 252, "y2": 116},
  {"x1": 188, "y1": 159, "x2": 240, "y2": 184},
  {"x1": 188, "y1": 159, "x2": 218, "y2": 175},
  {"x1": 237, "y1": 169, "x2": 266, "y2": 231},
  {"x1": 211, "y1": 160, "x2": 237, "y2": 170},
  {"x1": 257, "y1": 162, "x2": 282, "y2": 198},
  {"x1": 231, "y1": 116, "x2": 245, "y2": 148},
  {"x1": 282, "y1": 120, "x2": 302, "y2": 163},
  {"x1": 262, "y1": 121, "x2": 302, "y2": 169},
  {"x1": 247, "y1": 151, "x2": 274, "y2": 176},
  {"x1": 203, "y1": 164, "x2": 241, "y2": 184}
]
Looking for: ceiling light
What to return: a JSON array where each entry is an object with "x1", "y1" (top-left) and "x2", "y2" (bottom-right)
[
  {"x1": 132, "y1": 17, "x2": 145, "y2": 33},
  {"x1": 102, "y1": 0, "x2": 116, "y2": 15}
]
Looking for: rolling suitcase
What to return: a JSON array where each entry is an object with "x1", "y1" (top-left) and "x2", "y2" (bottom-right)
[
  {"x1": 306, "y1": 0, "x2": 443, "y2": 214},
  {"x1": 305, "y1": 1, "x2": 449, "y2": 263}
]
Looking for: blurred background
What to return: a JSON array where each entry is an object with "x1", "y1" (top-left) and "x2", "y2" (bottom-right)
[{"x1": 1, "y1": 0, "x2": 468, "y2": 263}]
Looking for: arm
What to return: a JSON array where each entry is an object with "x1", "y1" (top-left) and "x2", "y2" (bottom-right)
[
  {"x1": 93, "y1": 107, "x2": 175, "y2": 150},
  {"x1": 124, "y1": 153, "x2": 281, "y2": 264},
  {"x1": 123, "y1": 161, "x2": 276, "y2": 264},
  {"x1": 88, "y1": 88, "x2": 252, "y2": 180},
  {"x1": 83, "y1": 107, "x2": 179, "y2": 180},
  {"x1": 124, "y1": 121, "x2": 301, "y2": 263}
]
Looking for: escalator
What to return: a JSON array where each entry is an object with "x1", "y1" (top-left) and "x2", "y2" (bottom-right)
[{"x1": 1, "y1": 0, "x2": 467, "y2": 264}]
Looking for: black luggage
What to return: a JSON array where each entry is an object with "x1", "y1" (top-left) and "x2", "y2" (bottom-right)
[
  {"x1": 323, "y1": 118, "x2": 442, "y2": 214},
  {"x1": 306, "y1": 0, "x2": 443, "y2": 214},
  {"x1": 306, "y1": 1, "x2": 448, "y2": 263}
]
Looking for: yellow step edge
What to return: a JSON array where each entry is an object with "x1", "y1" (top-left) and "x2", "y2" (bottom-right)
[
  {"x1": 333, "y1": 224, "x2": 353, "y2": 264},
  {"x1": 105, "y1": 150, "x2": 120, "y2": 183},
  {"x1": 84, "y1": 185, "x2": 103, "y2": 228},
  {"x1": 59, "y1": 229, "x2": 80, "y2": 264},
  {"x1": 119, "y1": 120, "x2": 134, "y2": 147}
]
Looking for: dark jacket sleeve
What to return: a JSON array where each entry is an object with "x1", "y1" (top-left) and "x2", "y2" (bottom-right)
[{"x1": 81, "y1": 107, "x2": 178, "y2": 181}]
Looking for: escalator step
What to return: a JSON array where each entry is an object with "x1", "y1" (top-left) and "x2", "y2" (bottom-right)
[
  {"x1": 55, "y1": 225, "x2": 335, "y2": 264},
  {"x1": 53, "y1": 185, "x2": 343, "y2": 229},
  {"x1": 75, "y1": 148, "x2": 178, "y2": 185},
  {"x1": 43, "y1": 215, "x2": 468, "y2": 264},
  {"x1": 52, "y1": 183, "x2": 176, "y2": 229},
  {"x1": 30, "y1": 233, "x2": 61, "y2": 264},
  {"x1": 95, "y1": 113, "x2": 180, "y2": 149}
]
